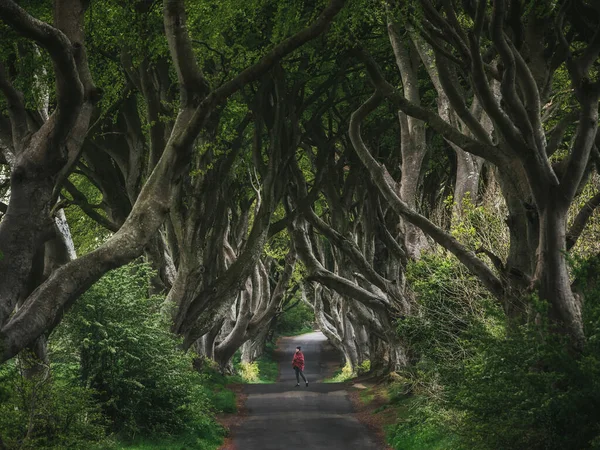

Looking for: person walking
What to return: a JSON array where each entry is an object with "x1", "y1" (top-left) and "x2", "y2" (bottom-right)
[{"x1": 292, "y1": 346, "x2": 308, "y2": 387}]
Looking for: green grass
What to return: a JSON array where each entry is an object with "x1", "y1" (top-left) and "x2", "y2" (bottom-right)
[
  {"x1": 359, "y1": 389, "x2": 376, "y2": 404},
  {"x1": 209, "y1": 387, "x2": 237, "y2": 413},
  {"x1": 384, "y1": 392, "x2": 463, "y2": 450},
  {"x1": 388, "y1": 425, "x2": 462, "y2": 450},
  {"x1": 195, "y1": 361, "x2": 239, "y2": 413},
  {"x1": 323, "y1": 360, "x2": 371, "y2": 383},
  {"x1": 255, "y1": 353, "x2": 279, "y2": 382},
  {"x1": 101, "y1": 433, "x2": 222, "y2": 450}
]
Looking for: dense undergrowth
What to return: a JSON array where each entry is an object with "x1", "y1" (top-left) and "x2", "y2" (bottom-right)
[
  {"x1": 380, "y1": 252, "x2": 600, "y2": 450},
  {"x1": 343, "y1": 198, "x2": 600, "y2": 450},
  {"x1": 0, "y1": 264, "x2": 230, "y2": 450}
]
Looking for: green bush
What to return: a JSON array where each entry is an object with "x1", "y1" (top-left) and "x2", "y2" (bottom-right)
[
  {"x1": 0, "y1": 362, "x2": 106, "y2": 449},
  {"x1": 51, "y1": 263, "x2": 224, "y2": 442},
  {"x1": 324, "y1": 362, "x2": 355, "y2": 383},
  {"x1": 357, "y1": 360, "x2": 371, "y2": 375},
  {"x1": 391, "y1": 254, "x2": 600, "y2": 450},
  {"x1": 237, "y1": 362, "x2": 260, "y2": 383},
  {"x1": 401, "y1": 254, "x2": 502, "y2": 365},
  {"x1": 250, "y1": 342, "x2": 280, "y2": 383},
  {"x1": 194, "y1": 359, "x2": 238, "y2": 414},
  {"x1": 0, "y1": 264, "x2": 231, "y2": 449},
  {"x1": 448, "y1": 323, "x2": 600, "y2": 450}
]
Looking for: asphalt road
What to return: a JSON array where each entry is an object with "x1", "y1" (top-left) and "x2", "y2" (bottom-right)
[{"x1": 232, "y1": 332, "x2": 380, "y2": 449}]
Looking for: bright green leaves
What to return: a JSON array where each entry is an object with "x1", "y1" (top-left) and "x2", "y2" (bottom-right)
[{"x1": 52, "y1": 262, "x2": 224, "y2": 439}]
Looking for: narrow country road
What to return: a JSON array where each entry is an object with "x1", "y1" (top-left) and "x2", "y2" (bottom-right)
[{"x1": 232, "y1": 332, "x2": 380, "y2": 449}]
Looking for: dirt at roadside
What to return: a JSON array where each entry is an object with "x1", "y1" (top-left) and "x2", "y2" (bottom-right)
[
  {"x1": 217, "y1": 384, "x2": 247, "y2": 450},
  {"x1": 346, "y1": 378, "x2": 396, "y2": 450}
]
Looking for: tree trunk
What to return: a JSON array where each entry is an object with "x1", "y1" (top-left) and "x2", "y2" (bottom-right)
[
  {"x1": 0, "y1": 177, "x2": 56, "y2": 327},
  {"x1": 354, "y1": 324, "x2": 370, "y2": 367},
  {"x1": 495, "y1": 166, "x2": 539, "y2": 319},
  {"x1": 332, "y1": 310, "x2": 358, "y2": 374},
  {"x1": 388, "y1": 20, "x2": 429, "y2": 259},
  {"x1": 537, "y1": 201, "x2": 584, "y2": 345},
  {"x1": 454, "y1": 150, "x2": 482, "y2": 208},
  {"x1": 368, "y1": 334, "x2": 387, "y2": 374},
  {"x1": 241, "y1": 326, "x2": 269, "y2": 364}
]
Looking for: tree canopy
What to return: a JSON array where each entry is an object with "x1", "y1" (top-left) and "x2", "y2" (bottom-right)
[{"x1": 1, "y1": 0, "x2": 600, "y2": 448}]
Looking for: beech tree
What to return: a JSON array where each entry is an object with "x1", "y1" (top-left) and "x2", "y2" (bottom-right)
[
  {"x1": 350, "y1": 0, "x2": 600, "y2": 346},
  {"x1": 0, "y1": 0, "x2": 345, "y2": 363}
]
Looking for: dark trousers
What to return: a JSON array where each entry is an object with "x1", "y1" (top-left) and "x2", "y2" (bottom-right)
[{"x1": 294, "y1": 366, "x2": 307, "y2": 383}]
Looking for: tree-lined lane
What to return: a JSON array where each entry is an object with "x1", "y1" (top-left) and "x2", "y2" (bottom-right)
[{"x1": 233, "y1": 332, "x2": 379, "y2": 450}]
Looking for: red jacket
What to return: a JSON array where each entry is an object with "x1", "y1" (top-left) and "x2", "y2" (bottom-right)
[{"x1": 292, "y1": 351, "x2": 305, "y2": 371}]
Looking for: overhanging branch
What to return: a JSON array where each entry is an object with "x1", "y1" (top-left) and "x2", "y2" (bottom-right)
[
  {"x1": 567, "y1": 191, "x2": 600, "y2": 251},
  {"x1": 356, "y1": 48, "x2": 504, "y2": 167},
  {"x1": 0, "y1": 0, "x2": 84, "y2": 118},
  {"x1": 348, "y1": 89, "x2": 505, "y2": 302}
]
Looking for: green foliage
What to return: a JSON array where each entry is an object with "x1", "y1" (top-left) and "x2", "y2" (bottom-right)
[
  {"x1": 357, "y1": 359, "x2": 371, "y2": 375},
  {"x1": 447, "y1": 324, "x2": 600, "y2": 449},
  {"x1": 0, "y1": 263, "x2": 233, "y2": 449},
  {"x1": 252, "y1": 342, "x2": 280, "y2": 383},
  {"x1": 51, "y1": 263, "x2": 223, "y2": 441},
  {"x1": 0, "y1": 363, "x2": 106, "y2": 449},
  {"x1": 99, "y1": 434, "x2": 221, "y2": 450},
  {"x1": 323, "y1": 362, "x2": 355, "y2": 383},
  {"x1": 236, "y1": 361, "x2": 261, "y2": 383},
  {"x1": 401, "y1": 253, "x2": 502, "y2": 368},
  {"x1": 194, "y1": 359, "x2": 238, "y2": 414},
  {"x1": 230, "y1": 342, "x2": 279, "y2": 384},
  {"x1": 63, "y1": 173, "x2": 110, "y2": 255},
  {"x1": 275, "y1": 300, "x2": 314, "y2": 336},
  {"x1": 391, "y1": 253, "x2": 600, "y2": 450},
  {"x1": 388, "y1": 403, "x2": 463, "y2": 450},
  {"x1": 568, "y1": 173, "x2": 600, "y2": 258},
  {"x1": 446, "y1": 194, "x2": 509, "y2": 258}
]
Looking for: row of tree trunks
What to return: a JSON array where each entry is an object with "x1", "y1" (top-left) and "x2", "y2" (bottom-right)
[{"x1": 351, "y1": 0, "x2": 600, "y2": 349}]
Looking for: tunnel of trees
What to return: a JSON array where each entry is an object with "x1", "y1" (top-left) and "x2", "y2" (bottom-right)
[{"x1": 1, "y1": 0, "x2": 600, "y2": 448}]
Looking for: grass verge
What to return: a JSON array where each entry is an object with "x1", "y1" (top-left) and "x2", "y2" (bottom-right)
[
  {"x1": 323, "y1": 360, "x2": 370, "y2": 383},
  {"x1": 347, "y1": 376, "x2": 461, "y2": 450},
  {"x1": 100, "y1": 432, "x2": 223, "y2": 450},
  {"x1": 230, "y1": 341, "x2": 279, "y2": 384}
]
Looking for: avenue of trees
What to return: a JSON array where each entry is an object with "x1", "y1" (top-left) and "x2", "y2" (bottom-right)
[{"x1": 1, "y1": 0, "x2": 600, "y2": 448}]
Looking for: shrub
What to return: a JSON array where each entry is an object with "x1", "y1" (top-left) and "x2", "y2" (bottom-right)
[
  {"x1": 228, "y1": 342, "x2": 279, "y2": 384},
  {"x1": 357, "y1": 360, "x2": 371, "y2": 375},
  {"x1": 237, "y1": 362, "x2": 260, "y2": 383},
  {"x1": 51, "y1": 263, "x2": 224, "y2": 441},
  {"x1": 392, "y1": 253, "x2": 600, "y2": 450},
  {"x1": 0, "y1": 362, "x2": 106, "y2": 449},
  {"x1": 325, "y1": 362, "x2": 355, "y2": 383},
  {"x1": 447, "y1": 323, "x2": 600, "y2": 450}
]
